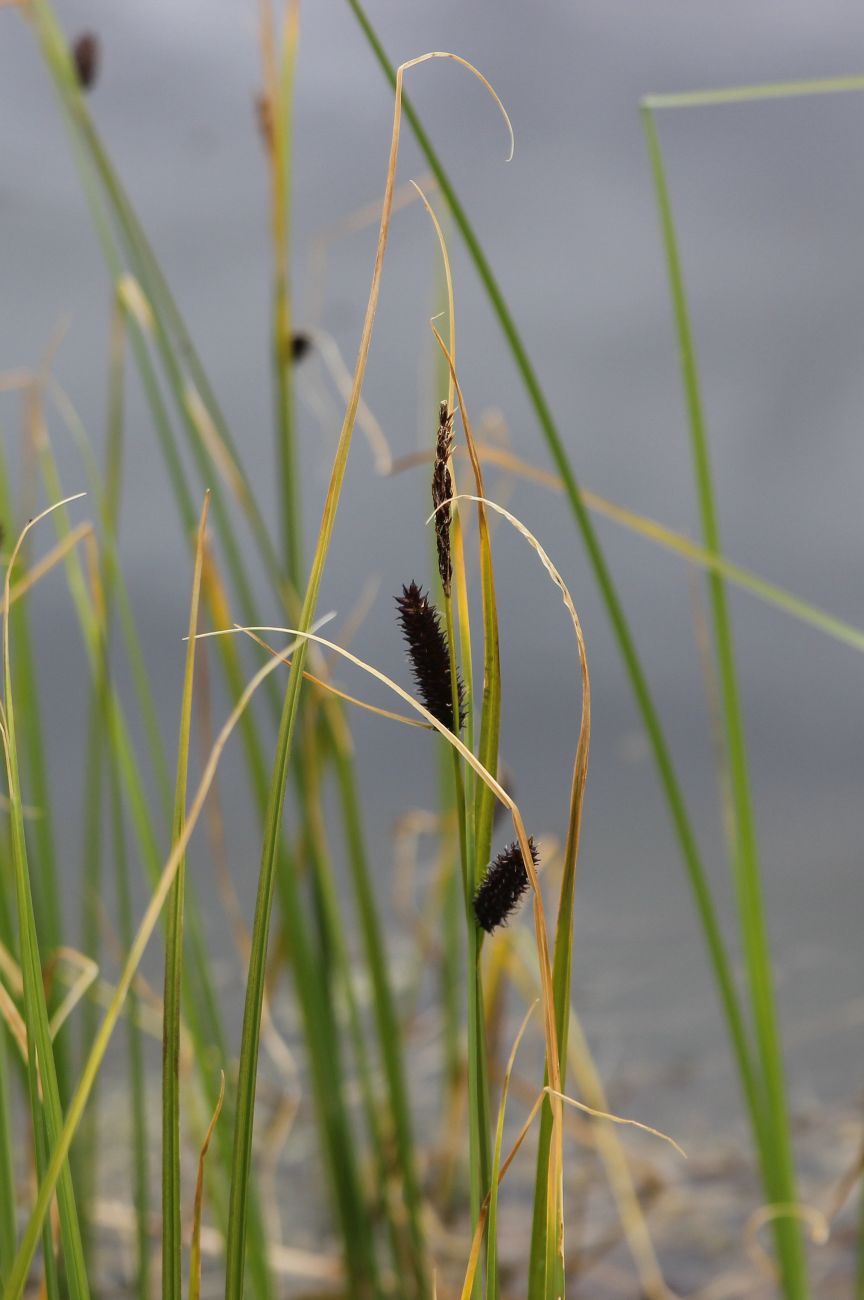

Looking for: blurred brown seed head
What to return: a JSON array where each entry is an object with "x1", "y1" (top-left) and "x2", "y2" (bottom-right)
[
  {"x1": 72, "y1": 33, "x2": 99, "y2": 91},
  {"x1": 291, "y1": 332, "x2": 311, "y2": 363},
  {"x1": 255, "y1": 93, "x2": 274, "y2": 154}
]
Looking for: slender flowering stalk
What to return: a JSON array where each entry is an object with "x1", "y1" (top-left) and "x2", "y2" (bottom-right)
[
  {"x1": 473, "y1": 837, "x2": 539, "y2": 933},
  {"x1": 395, "y1": 581, "x2": 465, "y2": 732},
  {"x1": 431, "y1": 400, "x2": 454, "y2": 595}
]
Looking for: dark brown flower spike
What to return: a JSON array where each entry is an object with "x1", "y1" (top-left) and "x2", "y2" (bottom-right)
[
  {"x1": 473, "y1": 837, "x2": 539, "y2": 933},
  {"x1": 431, "y1": 400, "x2": 455, "y2": 596},
  {"x1": 395, "y1": 581, "x2": 465, "y2": 732},
  {"x1": 72, "y1": 34, "x2": 99, "y2": 91}
]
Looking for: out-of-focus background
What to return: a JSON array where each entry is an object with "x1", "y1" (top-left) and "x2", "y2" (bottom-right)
[{"x1": 1, "y1": 0, "x2": 862, "y2": 1224}]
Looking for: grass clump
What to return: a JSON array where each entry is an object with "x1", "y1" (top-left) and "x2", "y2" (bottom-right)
[{"x1": 0, "y1": 3, "x2": 860, "y2": 1298}]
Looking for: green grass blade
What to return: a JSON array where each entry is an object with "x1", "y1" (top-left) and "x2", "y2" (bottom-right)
[
  {"x1": 26, "y1": 1077, "x2": 61, "y2": 1300},
  {"x1": 76, "y1": 678, "x2": 104, "y2": 1256},
  {"x1": 225, "y1": 630, "x2": 379, "y2": 1300},
  {"x1": 51, "y1": 270, "x2": 369, "y2": 1300},
  {"x1": 6, "y1": 598, "x2": 65, "y2": 1037},
  {"x1": 204, "y1": 565, "x2": 382, "y2": 1295},
  {"x1": 72, "y1": 309, "x2": 126, "y2": 1240},
  {"x1": 290, "y1": 724, "x2": 393, "y2": 1279},
  {"x1": 528, "y1": 739, "x2": 587, "y2": 1298},
  {"x1": 0, "y1": 435, "x2": 71, "y2": 1117},
  {"x1": 108, "y1": 762, "x2": 151, "y2": 1299},
  {"x1": 163, "y1": 497, "x2": 209, "y2": 1300},
  {"x1": 642, "y1": 105, "x2": 806, "y2": 1298},
  {"x1": 95, "y1": 308, "x2": 151, "y2": 1299},
  {"x1": 262, "y1": 2, "x2": 303, "y2": 585},
  {"x1": 271, "y1": 845, "x2": 381, "y2": 1296},
  {"x1": 643, "y1": 74, "x2": 864, "y2": 111},
  {"x1": 332, "y1": 733, "x2": 431, "y2": 1295},
  {"x1": 2, "y1": 512, "x2": 91, "y2": 1300},
  {"x1": 33, "y1": 431, "x2": 272, "y2": 1299},
  {"x1": 445, "y1": 551, "x2": 489, "y2": 1297},
  {"x1": 224, "y1": 44, "x2": 441, "y2": 1295},
  {"x1": 189, "y1": 1073, "x2": 225, "y2": 1300},
  {"x1": 486, "y1": 1004, "x2": 535, "y2": 1300},
  {"x1": 30, "y1": 65, "x2": 407, "y2": 1284},
  {"x1": 1, "y1": 626, "x2": 308, "y2": 1300},
  {"x1": 0, "y1": 1020, "x2": 16, "y2": 1286}
]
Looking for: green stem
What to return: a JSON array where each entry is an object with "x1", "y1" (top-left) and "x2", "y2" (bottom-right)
[
  {"x1": 333, "y1": 733, "x2": 431, "y2": 1296},
  {"x1": 642, "y1": 106, "x2": 806, "y2": 1298},
  {"x1": 109, "y1": 763, "x2": 150, "y2": 1300},
  {"x1": 0, "y1": 1021, "x2": 16, "y2": 1287}
]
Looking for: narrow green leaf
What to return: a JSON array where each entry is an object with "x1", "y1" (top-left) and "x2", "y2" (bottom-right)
[
  {"x1": 486, "y1": 1004, "x2": 535, "y2": 1300},
  {"x1": 333, "y1": 736, "x2": 430, "y2": 1295},
  {"x1": 1, "y1": 621, "x2": 311, "y2": 1300},
  {"x1": 2, "y1": 507, "x2": 91, "y2": 1300},
  {"x1": 643, "y1": 74, "x2": 864, "y2": 111},
  {"x1": 189, "y1": 1073, "x2": 225, "y2": 1300},
  {"x1": 163, "y1": 495, "x2": 210, "y2": 1300},
  {"x1": 0, "y1": 1020, "x2": 16, "y2": 1285},
  {"x1": 642, "y1": 105, "x2": 806, "y2": 1298}
]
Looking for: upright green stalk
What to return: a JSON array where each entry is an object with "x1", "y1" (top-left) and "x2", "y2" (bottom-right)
[
  {"x1": 162, "y1": 499, "x2": 208, "y2": 1300},
  {"x1": 265, "y1": 35, "x2": 399, "y2": 1261},
  {"x1": 2, "y1": 514, "x2": 91, "y2": 1300},
  {"x1": 642, "y1": 106, "x2": 806, "y2": 1298},
  {"x1": 76, "y1": 300, "x2": 125, "y2": 1261},
  {"x1": 264, "y1": 0, "x2": 303, "y2": 584},
  {"x1": 224, "y1": 45, "x2": 432, "y2": 1293},
  {"x1": 7, "y1": 597, "x2": 66, "y2": 1077},
  {"x1": 332, "y1": 730, "x2": 431, "y2": 1295},
  {"x1": 109, "y1": 762, "x2": 150, "y2": 1300},
  {"x1": 76, "y1": 636, "x2": 106, "y2": 1261},
  {"x1": 0, "y1": 1019, "x2": 15, "y2": 1287},
  {"x1": 34, "y1": 439, "x2": 272, "y2": 1299},
  {"x1": 444, "y1": 551, "x2": 491, "y2": 1299},
  {"x1": 95, "y1": 301, "x2": 150, "y2": 1299}
]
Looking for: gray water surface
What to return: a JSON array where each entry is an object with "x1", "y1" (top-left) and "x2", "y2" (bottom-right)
[{"x1": 2, "y1": 0, "x2": 863, "y2": 1259}]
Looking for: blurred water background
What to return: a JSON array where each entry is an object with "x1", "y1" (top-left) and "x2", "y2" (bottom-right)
[{"x1": 1, "y1": 0, "x2": 863, "y2": 1265}]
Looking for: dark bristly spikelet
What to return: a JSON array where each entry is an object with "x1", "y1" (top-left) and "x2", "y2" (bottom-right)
[
  {"x1": 473, "y1": 837, "x2": 539, "y2": 933},
  {"x1": 395, "y1": 581, "x2": 465, "y2": 732},
  {"x1": 431, "y1": 400, "x2": 454, "y2": 595},
  {"x1": 72, "y1": 33, "x2": 99, "y2": 91}
]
